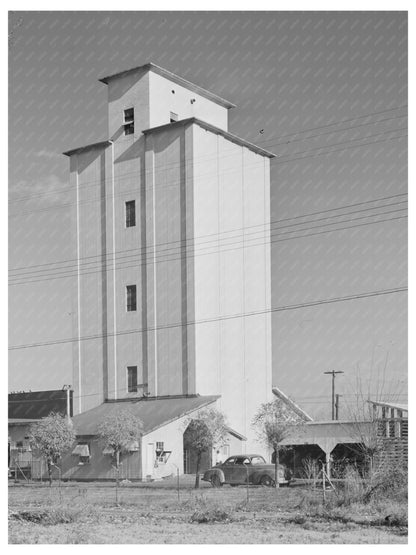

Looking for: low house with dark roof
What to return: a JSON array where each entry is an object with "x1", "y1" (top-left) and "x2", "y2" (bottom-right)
[
  {"x1": 8, "y1": 389, "x2": 73, "y2": 479},
  {"x1": 60, "y1": 394, "x2": 245, "y2": 481}
]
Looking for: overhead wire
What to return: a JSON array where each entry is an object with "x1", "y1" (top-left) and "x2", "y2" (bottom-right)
[
  {"x1": 8, "y1": 285, "x2": 407, "y2": 351},
  {"x1": 8, "y1": 106, "x2": 407, "y2": 205},
  {"x1": 9, "y1": 192, "x2": 408, "y2": 274},
  {"x1": 9, "y1": 209, "x2": 408, "y2": 286}
]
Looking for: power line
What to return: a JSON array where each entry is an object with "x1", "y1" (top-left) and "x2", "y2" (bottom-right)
[
  {"x1": 8, "y1": 286, "x2": 407, "y2": 351},
  {"x1": 8, "y1": 199, "x2": 407, "y2": 280},
  {"x1": 260, "y1": 114, "x2": 407, "y2": 148},
  {"x1": 9, "y1": 109, "x2": 407, "y2": 205},
  {"x1": 10, "y1": 124, "x2": 407, "y2": 210},
  {"x1": 9, "y1": 193, "x2": 407, "y2": 274},
  {"x1": 256, "y1": 105, "x2": 407, "y2": 145},
  {"x1": 8, "y1": 389, "x2": 408, "y2": 405},
  {"x1": 273, "y1": 134, "x2": 407, "y2": 167},
  {"x1": 9, "y1": 212, "x2": 407, "y2": 286},
  {"x1": 9, "y1": 213, "x2": 407, "y2": 286},
  {"x1": 10, "y1": 130, "x2": 407, "y2": 224}
]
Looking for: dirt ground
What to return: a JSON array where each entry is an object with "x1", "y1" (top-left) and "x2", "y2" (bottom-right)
[{"x1": 8, "y1": 477, "x2": 408, "y2": 544}]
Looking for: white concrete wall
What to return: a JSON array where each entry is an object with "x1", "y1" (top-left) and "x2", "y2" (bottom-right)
[
  {"x1": 149, "y1": 71, "x2": 228, "y2": 131},
  {"x1": 191, "y1": 124, "x2": 273, "y2": 454}
]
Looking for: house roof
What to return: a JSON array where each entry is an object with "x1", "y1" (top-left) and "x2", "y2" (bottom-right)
[
  {"x1": 8, "y1": 390, "x2": 70, "y2": 420},
  {"x1": 98, "y1": 62, "x2": 236, "y2": 109},
  {"x1": 72, "y1": 395, "x2": 220, "y2": 436},
  {"x1": 142, "y1": 117, "x2": 276, "y2": 158},
  {"x1": 280, "y1": 420, "x2": 375, "y2": 454},
  {"x1": 8, "y1": 418, "x2": 40, "y2": 425}
]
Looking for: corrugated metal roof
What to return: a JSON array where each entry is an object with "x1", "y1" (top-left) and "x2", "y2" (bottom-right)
[
  {"x1": 280, "y1": 420, "x2": 374, "y2": 446},
  {"x1": 8, "y1": 390, "x2": 70, "y2": 420},
  {"x1": 72, "y1": 395, "x2": 220, "y2": 436}
]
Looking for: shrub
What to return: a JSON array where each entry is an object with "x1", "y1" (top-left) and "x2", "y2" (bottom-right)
[
  {"x1": 188, "y1": 494, "x2": 233, "y2": 523},
  {"x1": 10, "y1": 508, "x2": 81, "y2": 525},
  {"x1": 190, "y1": 507, "x2": 232, "y2": 523}
]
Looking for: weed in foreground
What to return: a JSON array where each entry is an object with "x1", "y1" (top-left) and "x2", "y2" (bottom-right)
[
  {"x1": 9, "y1": 508, "x2": 79, "y2": 525},
  {"x1": 187, "y1": 493, "x2": 234, "y2": 523}
]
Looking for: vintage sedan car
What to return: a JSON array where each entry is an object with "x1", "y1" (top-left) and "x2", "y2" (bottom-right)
[{"x1": 202, "y1": 454, "x2": 292, "y2": 487}]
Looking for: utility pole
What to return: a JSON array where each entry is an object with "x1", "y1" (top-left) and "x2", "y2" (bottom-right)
[{"x1": 324, "y1": 371, "x2": 344, "y2": 420}]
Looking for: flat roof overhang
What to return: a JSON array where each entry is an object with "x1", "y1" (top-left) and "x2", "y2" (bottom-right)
[{"x1": 63, "y1": 140, "x2": 112, "y2": 157}]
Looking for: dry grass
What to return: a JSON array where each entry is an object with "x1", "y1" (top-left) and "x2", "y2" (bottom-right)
[{"x1": 8, "y1": 477, "x2": 407, "y2": 544}]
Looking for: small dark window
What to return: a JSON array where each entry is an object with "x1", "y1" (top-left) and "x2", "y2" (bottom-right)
[
  {"x1": 125, "y1": 200, "x2": 136, "y2": 228},
  {"x1": 170, "y1": 111, "x2": 178, "y2": 123},
  {"x1": 124, "y1": 108, "x2": 134, "y2": 135},
  {"x1": 126, "y1": 285, "x2": 137, "y2": 311},
  {"x1": 127, "y1": 366, "x2": 138, "y2": 392}
]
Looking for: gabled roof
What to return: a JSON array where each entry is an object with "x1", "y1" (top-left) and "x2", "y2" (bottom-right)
[
  {"x1": 72, "y1": 395, "x2": 220, "y2": 436},
  {"x1": 98, "y1": 62, "x2": 236, "y2": 109},
  {"x1": 142, "y1": 117, "x2": 276, "y2": 158}
]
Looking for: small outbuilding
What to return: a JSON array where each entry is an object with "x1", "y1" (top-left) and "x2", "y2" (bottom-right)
[{"x1": 59, "y1": 394, "x2": 246, "y2": 481}]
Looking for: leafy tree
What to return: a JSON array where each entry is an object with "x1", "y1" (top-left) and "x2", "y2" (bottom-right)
[
  {"x1": 252, "y1": 399, "x2": 305, "y2": 488},
  {"x1": 97, "y1": 407, "x2": 143, "y2": 471},
  {"x1": 184, "y1": 407, "x2": 228, "y2": 488},
  {"x1": 30, "y1": 412, "x2": 76, "y2": 485}
]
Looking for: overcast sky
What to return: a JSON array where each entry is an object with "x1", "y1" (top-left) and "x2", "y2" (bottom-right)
[{"x1": 8, "y1": 11, "x2": 407, "y2": 418}]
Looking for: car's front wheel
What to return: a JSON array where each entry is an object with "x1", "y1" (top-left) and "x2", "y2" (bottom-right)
[
  {"x1": 259, "y1": 475, "x2": 275, "y2": 487},
  {"x1": 211, "y1": 475, "x2": 223, "y2": 488}
]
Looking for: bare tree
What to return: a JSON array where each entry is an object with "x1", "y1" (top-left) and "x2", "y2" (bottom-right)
[
  {"x1": 343, "y1": 360, "x2": 406, "y2": 478},
  {"x1": 184, "y1": 407, "x2": 228, "y2": 489},
  {"x1": 30, "y1": 412, "x2": 76, "y2": 485},
  {"x1": 252, "y1": 399, "x2": 305, "y2": 489}
]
